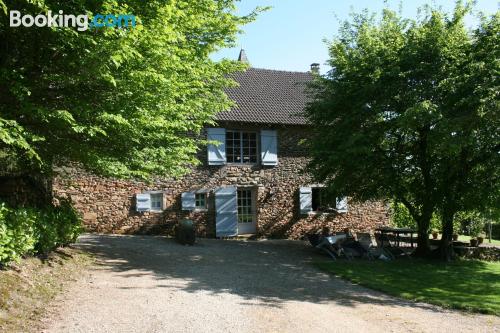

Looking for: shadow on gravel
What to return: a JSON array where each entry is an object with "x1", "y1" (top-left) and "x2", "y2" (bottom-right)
[{"x1": 76, "y1": 234, "x2": 445, "y2": 312}]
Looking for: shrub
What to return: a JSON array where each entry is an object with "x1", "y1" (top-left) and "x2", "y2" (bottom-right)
[
  {"x1": 0, "y1": 203, "x2": 37, "y2": 264},
  {"x1": 0, "y1": 200, "x2": 83, "y2": 264},
  {"x1": 52, "y1": 200, "x2": 83, "y2": 246},
  {"x1": 455, "y1": 211, "x2": 489, "y2": 237},
  {"x1": 390, "y1": 201, "x2": 441, "y2": 231},
  {"x1": 33, "y1": 210, "x2": 60, "y2": 255}
]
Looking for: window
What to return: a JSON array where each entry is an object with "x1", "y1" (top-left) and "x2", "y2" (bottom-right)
[
  {"x1": 150, "y1": 193, "x2": 163, "y2": 211},
  {"x1": 136, "y1": 192, "x2": 164, "y2": 213},
  {"x1": 195, "y1": 193, "x2": 207, "y2": 210},
  {"x1": 311, "y1": 187, "x2": 335, "y2": 213},
  {"x1": 226, "y1": 130, "x2": 258, "y2": 164},
  {"x1": 237, "y1": 189, "x2": 254, "y2": 223},
  {"x1": 311, "y1": 187, "x2": 324, "y2": 212}
]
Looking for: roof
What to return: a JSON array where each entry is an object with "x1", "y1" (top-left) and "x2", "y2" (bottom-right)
[{"x1": 217, "y1": 68, "x2": 313, "y2": 125}]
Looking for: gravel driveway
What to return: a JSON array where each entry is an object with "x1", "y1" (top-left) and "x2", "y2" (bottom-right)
[{"x1": 43, "y1": 234, "x2": 498, "y2": 333}]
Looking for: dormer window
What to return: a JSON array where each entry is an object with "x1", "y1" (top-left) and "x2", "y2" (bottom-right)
[{"x1": 226, "y1": 130, "x2": 258, "y2": 164}]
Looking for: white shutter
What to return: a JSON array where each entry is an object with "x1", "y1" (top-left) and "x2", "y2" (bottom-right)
[
  {"x1": 336, "y1": 197, "x2": 348, "y2": 213},
  {"x1": 261, "y1": 130, "x2": 278, "y2": 166},
  {"x1": 136, "y1": 193, "x2": 151, "y2": 212},
  {"x1": 215, "y1": 187, "x2": 238, "y2": 237},
  {"x1": 181, "y1": 192, "x2": 196, "y2": 211},
  {"x1": 207, "y1": 128, "x2": 226, "y2": 165},
  {"x1": 299, "y1": 187, "x2": 312, "y2": 214}
]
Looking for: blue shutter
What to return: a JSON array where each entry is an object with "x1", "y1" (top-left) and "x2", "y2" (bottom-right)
[
  {"x1": 299, "y1": 187, "x2": 312, "y2": 214},
  {"x1": 136, "y1": 193, "x2": 151, "y2": 212},
  {"x1": 181, "y1": 192, "x2": 196, "y2": 211},
  {"x1": 336, "y1": 197, "x2": 348, "y2": 213},
  {"x1": 261, "y1": 130, "x2": 278, "y2": 166},
  {"x1": 215, "y1": 187, "x2": 238, "y2": 237},
  {"x1": 207, "y1": 128, "x2": 226, "y2": 165}
]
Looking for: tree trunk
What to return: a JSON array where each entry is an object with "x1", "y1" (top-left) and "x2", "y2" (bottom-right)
[
  {"x1": 413, "y1": 213, "x2": 432, "y2": 258},
  {"x1": 439, "y1": 204, "x2": 456, "y2": 261}
]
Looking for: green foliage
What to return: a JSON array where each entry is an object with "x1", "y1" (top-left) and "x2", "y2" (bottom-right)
[
  {"x1": 53, "y1": 200, "x2": 83, "y2": 245},
  {"x1": 305, "y1": 2, "x2": 499, "y2": 255},
  {"x1": 0, "y1": 1, "x2": 261, "y2": 179},
  {"x1": 0, "y1": 203, "x2": 36, "y2": 264},
  {"x1": 0, "y1": 201, "x2": 83, "y2": 264},
  {"x1": 32, "y1": 210, "x2": 59, "y2": 255},
  {"x1": 390, "y1": 201, "x2": 441, "y2": 231},
  {"x1": 390, "y1": 202, "x2": 417, "y2": 229},
  {"x1": 455, "y1": 211, "x2": 494, "y2": 237}
]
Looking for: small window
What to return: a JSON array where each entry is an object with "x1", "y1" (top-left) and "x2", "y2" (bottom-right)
[
  {"x1": 226, "y1": 130, "x2": 258, "y2": 164},
  {"x1": 195, "y1": 193, "x2": 207, "y2": 210},
  {"x1": 311, "y1": 187, "x2": 334, "y2": 213},
  {"x1": 150, "y1": 193, "x2": 163, "y2": 211}
]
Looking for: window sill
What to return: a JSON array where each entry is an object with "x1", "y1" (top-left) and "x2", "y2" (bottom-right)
[
  {"x1": 225, "y1": 163, "x2": 259, "y2": 167},
  {"x1": 193, "y1": 208, "x2": 208, "y2": 212},
  {"x1": 305, "y1": 210, "x2": 348, "y2": 216}
]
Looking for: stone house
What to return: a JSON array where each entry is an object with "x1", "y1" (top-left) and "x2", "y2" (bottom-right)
[{"x1": 52, "y1": 51, "x2": 389, "y2": 238}]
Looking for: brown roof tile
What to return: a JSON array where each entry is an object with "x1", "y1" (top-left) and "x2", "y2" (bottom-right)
[{"x1": 218, "y1": 68, "x2": 312, "y2": 125}]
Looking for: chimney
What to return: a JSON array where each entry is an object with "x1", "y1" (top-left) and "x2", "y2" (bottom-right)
[
  {"x1": 310, "y1": 63, "x2": 320, "y2": 74},
  {"x1": 238, "y1": 49, "x2": 249, "y2": 64}
]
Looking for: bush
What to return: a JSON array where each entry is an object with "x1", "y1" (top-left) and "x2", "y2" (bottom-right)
[
  {"x1": 53, "y1": 200, "x2": 83, "y2": 246},
  {"x1": 454, "y1": 211, "x2": 490, "y2": 237},
  {"x1": 33, "y1": 210, "x2": 60, "y2": 255},
  {"x1": 0, "y1": 200, "x2": 83, "y2": 264},
  {"x1": 0, "y1": 203, "x2": 37, "y2": 264},
  {"x1": 390, "y1": 201, "x2": 441, "y2": 231}
]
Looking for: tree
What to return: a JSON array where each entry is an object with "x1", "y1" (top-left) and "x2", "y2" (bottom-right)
[
  {"x1": 0, "y1": 0, "x2": 260, "y2": 179},
  {"x1": 305, "y1": 2, "x2": 499, "y2": 259},
  {"x1": 434, "y1": 11, "x2": 499, "y2": 259}
]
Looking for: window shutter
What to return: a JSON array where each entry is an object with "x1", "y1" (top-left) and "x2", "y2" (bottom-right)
[
  {"x1": 181, "y1": 192, "x2": 196, "y2": 211},
  {"x1": 299, "y1": 187, "x2": 312, "y2": 214},
  {"x1": 136, "y1": 193, "x2": 151, "y2": 212},
  {"x1": 215, "y1": 187, "x2": 238, "y2": 237},
  {"x1": 207, "y1": 128, "x2": 226, "y2": 165},
  {"x1": 261, "y1": 130, "x2": 278, "y2": 166},
  {"x1": 336, "y1": 197, "x2": 348, "y2": 213}
]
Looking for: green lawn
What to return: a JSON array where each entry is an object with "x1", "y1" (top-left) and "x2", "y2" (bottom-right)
[
  {"x1": 457, "y1": 235, "x2": 500, "y2": 246},
  {"x1": 315, "y1": 259, "x2": 500, "y2": 315},
  {"x1": 429, "y1": 234, "x2": 500, "y2": 246}
]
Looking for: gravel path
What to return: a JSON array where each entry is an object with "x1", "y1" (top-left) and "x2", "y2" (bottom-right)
[{"x1": 43, "y1": 234, "x2": 499, "y2": 333}]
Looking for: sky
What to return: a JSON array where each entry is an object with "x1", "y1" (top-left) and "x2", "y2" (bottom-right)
[{"x1": 212, "y1": 0, "x2": 499, "y2": 73}]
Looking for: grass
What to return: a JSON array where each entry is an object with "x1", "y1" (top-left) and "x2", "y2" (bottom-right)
[
  {"x1": 0, "y1": 247, "x2": 92, "y2": 332},
  {"x1": 429, "y1": 234, "x2": 500, "y2": 246},
  {"x1": 457, "y1": 235, "x2": 500, "y2": 246},
  {"x1": 315, "y1": 258, "x2": 500, "y2": 315}
]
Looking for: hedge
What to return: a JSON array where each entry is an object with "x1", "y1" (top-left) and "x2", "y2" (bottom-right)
[{"x1": 0, "y1": 200, "x2": 82, "y2": 265}]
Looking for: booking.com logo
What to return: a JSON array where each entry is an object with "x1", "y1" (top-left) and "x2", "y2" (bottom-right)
[{"x1": 9, "y1": 10, "x2": 136, "y2": 31}]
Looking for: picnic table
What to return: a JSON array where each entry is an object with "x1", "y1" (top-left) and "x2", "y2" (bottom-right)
[{"x1": 375, "y1": 227, "x2": 418, "y2": 248}]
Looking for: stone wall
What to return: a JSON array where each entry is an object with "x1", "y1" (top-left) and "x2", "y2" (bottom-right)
[{"x1": 52, "y1": 124, "x2": 389, "y2": 238}]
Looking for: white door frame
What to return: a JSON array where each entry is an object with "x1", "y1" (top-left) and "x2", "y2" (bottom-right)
[{"x1": 236, "y1": 187, "x2": 257, "y2": 235}]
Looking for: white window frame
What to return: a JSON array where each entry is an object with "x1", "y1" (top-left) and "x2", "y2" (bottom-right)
[
  {"x1": 195, "y1": 192, "x2": 208, "y2": 211},
  {"x1": 149, "y1": 192, "x2": 163, "y2": 212},
  {"x1": 237, "y1": 188, "x2": 255, "y2": 224},
  {"x1": 226, "y1": 130, "x2": 259, "y2": 164}
]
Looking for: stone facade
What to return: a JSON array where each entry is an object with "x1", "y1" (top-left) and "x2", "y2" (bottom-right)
[{"x1": 52, "y1": 123, "x2": 389, "y2": 238}]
